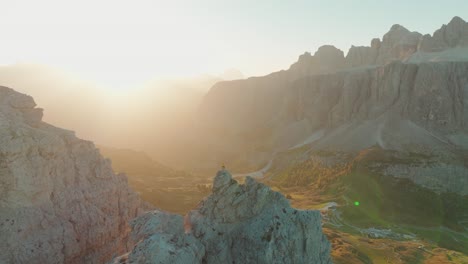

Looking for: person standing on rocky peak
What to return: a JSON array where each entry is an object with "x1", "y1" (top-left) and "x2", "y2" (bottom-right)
[{"x1": 217, "y1": 164, "x2": 226, "y2": 176}]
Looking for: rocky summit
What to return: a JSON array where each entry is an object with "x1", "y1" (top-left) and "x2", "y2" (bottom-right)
[
  {"x1": 117, "y1": 170, "x2": 332, "y2": 264},
  {"x1": 0, "y1": 87, "x2": 146, "y2": 264}
]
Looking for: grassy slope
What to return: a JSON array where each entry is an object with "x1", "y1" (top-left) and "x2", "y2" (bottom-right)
[
  {"x1": 99, "y1": 144, "x2": 468, "y2": 262},
  {"x1": 265, "y1": 147, "x2": 468, "y2": 263},
  {"x1": 98, "y1": 145, "x2": 212, "y2": 214}
]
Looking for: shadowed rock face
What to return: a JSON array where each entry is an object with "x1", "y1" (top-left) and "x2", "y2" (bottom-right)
[
  {"x1": 198, "y1": 18, "x2": 468, "y2": 149},
  {"x1": 120, "y1": 170, "x2": 332, "y2": 264},
  {"x1": 0, "y1": 87, "x2": 145, "y2": 264},
  {"x1": 200, "y1": 61, "x2": 468, "y2": 152},
  {"x1": 196, "y1": 17, "x2": 468, "y2": 194},
  {"x1": 419, "y1": 16, "x2": 468, "y2": 52}
]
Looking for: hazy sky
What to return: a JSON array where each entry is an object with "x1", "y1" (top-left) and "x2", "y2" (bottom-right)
[{"x1": 1, "y1": 0, "x2": 466, "y2": 89}]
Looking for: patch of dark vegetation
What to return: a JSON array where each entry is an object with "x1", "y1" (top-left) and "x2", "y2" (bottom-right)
[
  {"x1": 351, "y1": 248, "x2": 373, "y2": 264},
  {"x1": 401, "y1": 248, "x2": 425, "y2": 264}
]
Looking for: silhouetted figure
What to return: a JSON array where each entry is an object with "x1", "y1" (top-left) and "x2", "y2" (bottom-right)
[{"x1": 216, "y1": 164, "x2": 226, "y2": 176}]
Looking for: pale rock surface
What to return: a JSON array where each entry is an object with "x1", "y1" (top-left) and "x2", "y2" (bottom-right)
[
  {"x1": 375, "y1": 24, "x2": 422, "y2": 64},
  {"x1": 345, "y1": 38, "x2": 381, "y2": 67},
  {"x1": 0, "y1": 86, "x2": 145, "y2": 264},
  {"x1": 198, "y1": 60, "x2": 468, "y2": 193},
  {"x1": 289, "y1": 45, "x2": 345, "y2": 76},
  {"x1": 121, "y1": 170, "x2": 332, "y2": 264},
  {"x1": 195, "y1": 17, "x2": 468, "y2": 193},
  {"x1": 419, "y1": 16, "x2": 468, "y2": 52}
]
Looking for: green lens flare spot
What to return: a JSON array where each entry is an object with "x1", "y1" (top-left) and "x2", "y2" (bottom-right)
[{"x1": 354, "y1": 201, "x2": 360, "y2": 206}]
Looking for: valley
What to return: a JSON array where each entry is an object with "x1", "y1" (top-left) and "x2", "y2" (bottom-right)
[{"x1": 101, "y1": 144, "x2": 468, "y2": 263}]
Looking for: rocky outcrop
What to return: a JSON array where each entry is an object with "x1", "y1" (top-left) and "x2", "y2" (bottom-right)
[
  {"x1": 347, "y1": 17, "x2": 468, "y2": 67},
  {"x1": 345, "y1": 38, "x2": 381, "y2": 67},
  {"x1": 0, "y1": 87, "x2": 145, "y2": 264},
  {"x1": 375, "y1": 24, "x2": 422, "y2": 64},
  {"x1": 119, "y1": 170, "x2": 332, "y2": 264},
  {"x1": 419, "y1": 16, "x2": 468, "y2": 52},
  {"x1": 289, "y1": 45, "x2": 345, "y2": 75},
  {"x1": 345, "y1": 24, "x2": 423, "y2": 68}
]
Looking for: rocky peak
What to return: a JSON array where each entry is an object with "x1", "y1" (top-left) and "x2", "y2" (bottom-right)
[
  {"x1": 289, "y1": 45, "x2": 345, "y2": 75},
  {"x1": 119, "y1": 170, "x2": 332, "y2": 263},
  {"x1": 314, "y1": 45, "x2": 346, "y2": 70},
  {"x1": 441, "y1": 15, "x2": 468, "y2": 46},
  {"x1": 389, "y1": 24, "x2": 408, "y2": 32},
  {"x1": 314, "y1": 45, "x2": 345, "y2": 59},
  {"x1": 298, "y1": 51, "x2": 312, "y2": 60},
  {"x1": 375, "y1": 24, "x2": 422, "y2": 64},
  {"x1": 371, "y1": 38, "x2": 382, "y2": 49},
  {"x1": 419, "y1": 16, "x2": 468, "y2": 52},
  {"x1": 346, "y1": 17, "x2": 468, "y2": 66},
  {"x1": 448, "y1": 16, "x2": 466, "y2": 27},
  {"x1": 345, "y1": 24, "x2": 424, "y2": 67},
  {"x1": 0, "y1": 86, "x2": 43, "y2": 127}
]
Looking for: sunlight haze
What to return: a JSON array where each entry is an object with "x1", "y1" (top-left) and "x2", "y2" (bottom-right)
[
  {"x1": 1, "y1": 1, "x2": 468, "y2": 263},
  {"x1": 2, "y1": 0, "x2": 467, "y2": 90}
]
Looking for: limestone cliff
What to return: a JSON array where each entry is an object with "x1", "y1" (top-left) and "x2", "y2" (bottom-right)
[
  {"x1": 116, "y1": 170, "x2": 332, "y2": 264},
  {"x1": 196, "y1": 17, "x2": 468, "y2": 193},
  {"x1": 199, "y1": 61, "x2": 468, "y2": 149},
  {"x1": 199, "y1": 17, "x2": 468, "y2": 143},
  {"x1": 419, "y1": 16, "x2": 468, "y2": 52},
  {"x1": 0, "y1": 87, "x2": 145, "y2": 263}
]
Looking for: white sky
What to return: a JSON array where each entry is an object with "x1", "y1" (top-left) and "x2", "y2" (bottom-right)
[{"x1": 1, "y1": 0, "x2": 466, "y2": 90}]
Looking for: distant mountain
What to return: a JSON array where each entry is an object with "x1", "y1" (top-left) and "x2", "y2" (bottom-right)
[
  {"x1": 194, "y1": 16, "x2": 468, "y2": 259},
  {"x1": 196, "y1": 16, "x2": 468, "y2": 174}
]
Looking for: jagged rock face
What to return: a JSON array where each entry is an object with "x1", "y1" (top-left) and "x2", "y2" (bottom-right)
[
  {"x1": 347, "y1": 17, "x2": 468, "y2": 67},
  {"x1": 0, "y1": 87, "x2": 144, "y2": 264},
  {"x1": 123, "y1": 171, "x2": 332, "y2": 264},
  {"x1": 375, "y1": 24, "x2": 422, "y2": 64},
  {"x1": 346, "y1": 25, "x2": 423, "y2": 68},
  {"x1": 197, "y1": 61, "x2": 468, "y2": 193},
  {"x1": 198, "y1": 71, "x2": 291, "y2": 137},
  {"x1": 198, "y1": 17, "x2": 468, "y2": 153},
  {"x1": 198, "y1": 46, "x2": 344, "y2": 145},
  {"x1": 200, "y1": 61, "x2": 468, "y2": 151},
  {"x1": 345, "y1": 45, "x2": 379, "y2": 67},
  {"x1": 289, "y1": 45, "x2": 345, "y2": 76},
  {"x1": 419, "y1": 16, "x2": 468, "y2": 52},
  {"x1": 345, "y1": 38, "x2": 382, "y2": 67}
]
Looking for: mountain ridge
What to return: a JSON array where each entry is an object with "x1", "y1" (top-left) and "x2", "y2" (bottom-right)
[{"x1": 195, "y1": 16, "x2": 468, "y2": 178}]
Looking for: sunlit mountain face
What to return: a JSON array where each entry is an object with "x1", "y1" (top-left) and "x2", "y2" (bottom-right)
[{"x1": 1, "y1": 1, "x2": 468, "y2": 263}]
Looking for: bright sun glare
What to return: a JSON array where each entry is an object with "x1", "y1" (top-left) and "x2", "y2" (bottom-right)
[{"x1": 1, "y1": 0, "x2": 229, "y2": 91}]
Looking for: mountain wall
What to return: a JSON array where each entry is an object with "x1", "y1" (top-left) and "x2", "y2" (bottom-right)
[
  {"x1": 197, "y1": 16, "x2": 468, "y2": 159},
  {"x1": 0, "y1": 87, "x2": 145, "y2": 263}
]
